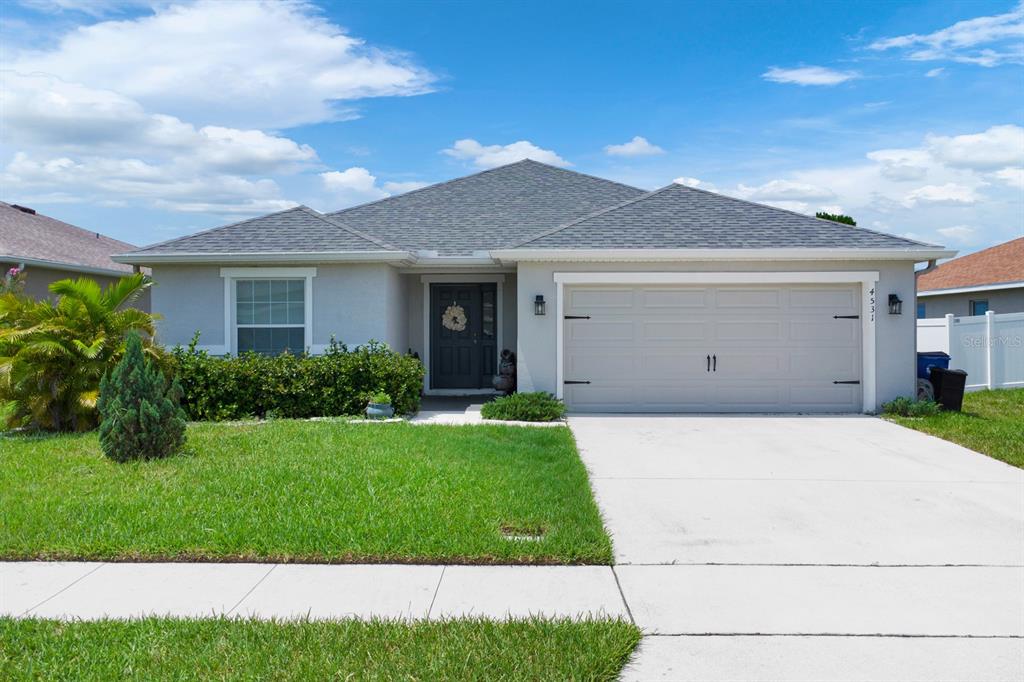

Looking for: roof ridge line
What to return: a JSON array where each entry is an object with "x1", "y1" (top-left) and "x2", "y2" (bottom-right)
[
  {"x1": 510, "y1": 184, "x2": 676, "y2": 248},
  {"x1": 130, "y1": 204, "x2": 305, "y2": 252},
  {"x1": 300, "y1": 206, "x2": 405, "y2": 252},
  {"x1": 674, "y1": 183, "x2": 943, "y2": 249},
  {"x1": 327, "y1": 159, "x2": 645, "y2": 218}
]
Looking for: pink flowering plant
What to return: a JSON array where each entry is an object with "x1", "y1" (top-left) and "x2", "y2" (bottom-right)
[{"x1": 1, "y1": 267, "x2": 25, "y2": 294}]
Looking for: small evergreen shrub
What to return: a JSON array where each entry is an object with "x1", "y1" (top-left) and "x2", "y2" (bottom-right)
[
  {"x1": 481, "y1": 392, "x2": 566, "y2": 422},
  {"x1": 170, "y1": 337, "x2": 424, "y2": 421},
  {"x1": 98, "y1": 333, "x2": 187, "y2": 462},
  {"x1": 882, "y1": 396, "x2": 942, "y2": 417},
  {"x1": 368, "y1": 391, "x2": 391, "y2": 405}
]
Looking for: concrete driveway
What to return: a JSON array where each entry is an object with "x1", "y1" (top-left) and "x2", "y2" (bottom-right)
[{"x1": 570, "y1": 415, "x2": 1024, "y2": 681}]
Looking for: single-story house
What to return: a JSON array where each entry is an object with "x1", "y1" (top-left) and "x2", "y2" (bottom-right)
[
  {"x1": 1, "y1": 201, "x2": 149, "y2": 311},
  {"x1": 115, "y1": 160, "x2": 953, "y2": 413},
  {"x1": 916, "y1": 237, "x2": 1024, "y2": 318}
]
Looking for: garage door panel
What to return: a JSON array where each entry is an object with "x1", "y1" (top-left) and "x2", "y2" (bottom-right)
[
  {"x1": 641, "y1": 288, "x2": 709, "y2": 309},
  {"x1": 790, "y1": 288, "x2": 858, "y2": 310},
  {"x1": 715, "y1": 288, "x2": 782, "y2": 308},
  {"x1": 567, "y1": 320, "x2": 634, "y2": 342},
  {"x1": 568, "y1": 288, "x2": 634, "y2": 309},
  {"x1": 642, "y1": 320, "x2": 708, "y2": 342},
  {"x1": 563, "y1": 284, "x2": 862, "y2": 413}
]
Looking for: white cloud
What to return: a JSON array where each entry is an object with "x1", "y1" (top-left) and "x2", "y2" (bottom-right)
[
  {"x1": 2, "y1": 151, "x2": 296, "y2": 214},
  {"x1": 604, "y1": 136, "x2": 665, "y2": 157},
  {"x1": 761, "y1": 65, "x2": 859, "y2": 86},
  {"x1": 866, "y1": 148, "x2": 931, "y2": 181},
  {"x1": 6, "y1": 0, "x2": 436, "y2": 130},
  {"x1": 992, "y1": 166, "x2": 1024, "y2": 189},
  {"x1": 926, "y1": 124, "x2": 1024, "y2": 170},
  {"x1": 937, "y1": 225, "x2": 977, "y2": 242},
  {"x1": 320, "y1": 167, "x2": 390, "y2": 206},
  {"x1": 383, "y1": 180, "x2": 429, "y2": 194},
  {"x1": 735, "y1": 179, "x2": 836, "y2": 202},
  {"x1": 442, "y1": 139, "x2": 570, "y2": 169},
  {"x1": 903, "y1": 183, "x2": 979, "y2": 207},
  {"x1": 869, "y1": 2, "x2": 1024, "y2": 67},
  {"x1": 925, "y1": 67, "x2": 945, "y2": 77},
  {"x1": 673, "y1": 176, "x2": 718, "y2": 192}
]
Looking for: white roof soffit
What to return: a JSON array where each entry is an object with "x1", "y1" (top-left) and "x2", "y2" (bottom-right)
[
  {"x1": 1, "y1": 254, "x2": 131, "y2": 278},
  {"x1": 489, "y1": 247, "x2": 957, "y2": 263},
  {"x1": 111, "y1": 251, "x2": 417, "y2": 266}
]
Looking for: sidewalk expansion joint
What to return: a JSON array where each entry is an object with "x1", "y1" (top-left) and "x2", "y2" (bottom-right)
[
  {"x1": 426, "y1": 565, "x2": 446, "y2": 619},
  {"x1": 610, "y1": 566, "x2": 635, "y2": 626},
  {"x1": 226, "y1": 564, "x2": 277, "y2": 616},
  {"x1": 20, "y1": 562, "x2": 106, "y2": 617}
]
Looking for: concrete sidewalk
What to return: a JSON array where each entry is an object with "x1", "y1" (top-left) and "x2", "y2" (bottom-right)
[{"x1": 2, "y1": 562, "x2": 627, "y2": 621}]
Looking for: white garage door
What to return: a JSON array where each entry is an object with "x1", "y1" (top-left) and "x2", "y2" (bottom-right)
[{"x1": 563, "y1": 284, "x2": 862, "y2": 413}]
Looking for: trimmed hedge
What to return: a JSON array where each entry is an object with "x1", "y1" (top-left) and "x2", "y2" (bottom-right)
[
  {"x1": 171, "y1": 337, "x2": 424, "y2": 421},
  {"x1": 481, "y1": 392, "x2": 566, "y2": 422}
]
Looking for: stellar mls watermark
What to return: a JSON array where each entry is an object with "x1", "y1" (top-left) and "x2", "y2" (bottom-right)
[{"x1": 961, "y1": 334, "x2": 1023, "y2": 348}]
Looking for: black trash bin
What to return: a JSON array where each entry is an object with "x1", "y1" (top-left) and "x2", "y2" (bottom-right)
[{"x1": 930, "y1": 367, "x2": 968, "y2": 411}]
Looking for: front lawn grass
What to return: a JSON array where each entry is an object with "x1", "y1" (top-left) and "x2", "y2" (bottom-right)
[
  {"x1": 886, "y1": 388, "x2": 1024, "y2": 468},
  {"x1": 0, "y1": 421, "x2": 612, "y2": 563},
  {"x1": 0, "y1": 617, "x2": 641, "y2": 681}
]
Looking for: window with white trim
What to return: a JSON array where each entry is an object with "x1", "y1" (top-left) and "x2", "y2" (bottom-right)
[{"x1": 236, "y1": 279, "x2": 305, "y2": 355}]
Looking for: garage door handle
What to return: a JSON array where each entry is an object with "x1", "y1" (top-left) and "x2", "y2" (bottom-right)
[
  {"x1": 833, "y1": 380, "x2": 861, "y2": 385},
  {"x1": 713, "y1": 354, "x2": 717, "y2": 372},
  {"x1": 706, "y1": 355, "x2": 711, "y2": 372},
  {"x1": 564, "y1": 380, "x2": 591, "y2": 385}
]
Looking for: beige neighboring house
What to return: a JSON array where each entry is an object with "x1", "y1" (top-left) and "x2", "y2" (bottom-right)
[
  {"x1": 0, "y1": 202, "x2": 149, "y2": 311},
  {"x1": 916, "y1": 237, "x2": 1024, "y2": 319}
]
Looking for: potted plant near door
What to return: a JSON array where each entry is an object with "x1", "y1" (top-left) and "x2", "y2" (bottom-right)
[{"x1": 366, "y1": 391, "x2": 394, "y2": 419}]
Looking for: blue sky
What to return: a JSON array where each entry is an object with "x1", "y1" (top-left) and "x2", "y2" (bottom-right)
[{"x1": 1, "y1": 0, "x2": 1022, "y2": 254}]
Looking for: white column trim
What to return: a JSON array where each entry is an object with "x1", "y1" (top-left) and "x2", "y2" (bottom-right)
[
  {"x1": 553, "y1": 271, "x2": 881, "y2": 412},
  {"x1": 419, "y1": 274, "x2": 506, "y2": 395}
]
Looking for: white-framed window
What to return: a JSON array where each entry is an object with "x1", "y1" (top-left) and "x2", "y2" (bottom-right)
[
  {"x1": 236, "y1": 279, "x2": 305, "y2": 355},
  {"x1": 220, "y1": 267, "x2": 315, "y2": 356}
]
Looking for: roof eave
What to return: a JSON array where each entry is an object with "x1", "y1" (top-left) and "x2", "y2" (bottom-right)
[
  {"x1": 917, "y1": 280, "x2": 1024, "y2": 297},
  {"x1": 2, "y1": 254, "x2": 134, "y2": 278},
  {"x1": 111, "y1": 251, "x2": 417, "y2": 266},
  {"x1": 489, "y1": 247, "x2": 957, "y2": 264}
]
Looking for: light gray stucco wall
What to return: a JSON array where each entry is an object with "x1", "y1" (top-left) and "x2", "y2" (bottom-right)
[
  {"x1": 918, "y1": 287, "x2": 1024, "y2": 318},
  {"x1": 515, "y1": 260, "x2": 918, "y2": 412},
  {"x1": 4, "y1": 262, "x2": 150, "y2": 312},
  {"x1": 151, "y1": 263, "x2": 407, "y2": 352}
]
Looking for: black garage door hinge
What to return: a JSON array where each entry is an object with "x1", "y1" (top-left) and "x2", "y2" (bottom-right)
[
  {"x1": 833, "y1": 380, "x2": 861, "y2": 385},
  {"x1": 564, "y1": 315, "x2": 591, "y2": 320},
  {"x1": 833, "y1": 314, "x2": 860, "y2": 319},
  {"x1": 564, "y1": 380, "x2": 591, "y2": 385}
]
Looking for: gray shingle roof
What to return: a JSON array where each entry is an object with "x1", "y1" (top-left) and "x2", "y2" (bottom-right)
[
  {"x1": 328, "y1": 159, "x2": 645, "y2": 255},
  {"x1": 514, "y1": 183, "x2": 940, "y2": 250},
  {"x1": 0, "y1": 202, "x2": 137, "y2": 274},
  {"x1": 129, "y1": 205, "x2": 400, "y2": 255}
]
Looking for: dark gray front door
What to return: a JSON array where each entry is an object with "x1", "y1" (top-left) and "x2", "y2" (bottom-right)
[{"x1": 430, "y1": 283, "x2": 497, "y2": 389}]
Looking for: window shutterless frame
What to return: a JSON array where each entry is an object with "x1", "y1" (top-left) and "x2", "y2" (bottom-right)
[{"x1": 220, "y1": 267, "x2": 316, "y2": 355}]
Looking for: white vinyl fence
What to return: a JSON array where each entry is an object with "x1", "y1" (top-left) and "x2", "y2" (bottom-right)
[{"x1": 917, "y1": 311, "x2": 1024, "y2": 391}]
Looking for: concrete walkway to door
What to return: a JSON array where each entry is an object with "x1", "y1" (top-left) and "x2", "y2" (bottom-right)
[{"x1": 569, "y1": 414, "x2": 1024, "y2": 681}]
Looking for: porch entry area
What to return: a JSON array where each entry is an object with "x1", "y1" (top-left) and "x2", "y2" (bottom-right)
[{"x1": 429, "y1": 282, "x2": 498, "y2": 390}]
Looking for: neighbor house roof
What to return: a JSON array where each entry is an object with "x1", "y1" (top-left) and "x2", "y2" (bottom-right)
[
  {"x1": 125, "y1": 205, "x2": 407, "y2": 262},
  {"x1": 0, "y1": 201, "x2": 137, "y2": 276},
  {"x1": 512, "y1": 183, "x2": 939, "y2": 250},
  {"x1": 327, "y1": 159, "x2": 645, "y2": 256},
  {"x1": 917, "y1": 237, "x2": 1024, "y2": 293},
  {"x1": 117, "y1": 160, "x2": 953, "y2": 265}
]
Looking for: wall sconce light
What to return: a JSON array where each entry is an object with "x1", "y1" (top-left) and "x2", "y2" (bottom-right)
[
  {"x1": 534, "y1": 294, "x2": 546, "y2": 316},
  {"x1": 888, "y1": 294, "x2": 903, "y2": 315}
]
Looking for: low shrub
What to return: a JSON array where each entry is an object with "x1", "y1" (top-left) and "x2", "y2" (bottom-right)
[
  {"x1": 882, "y1": 396, "x2": 942, "y2": 417},
  {"x1": 171, "y1": 337, "x2": 424, "y2": 421},
  {"x1": 481, "y1": 392, "x2": 566, "y2": 422},
  {"x1": 98, "y1": 333, "x2": 186, "y2": 462}
]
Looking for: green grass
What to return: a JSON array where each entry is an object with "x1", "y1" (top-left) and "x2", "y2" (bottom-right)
[
  {"x1": 0, "y1": 421, "x2": 612, "y2": 563},
  {"x1": 0, "y1": 617, "x2": 641, "y2": 681},
  {"x1": 886, "y1": 388, "x2": 1024, "y2": 468}
]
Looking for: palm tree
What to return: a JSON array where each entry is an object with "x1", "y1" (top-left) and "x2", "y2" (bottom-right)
[{"x1": 0, "y1": 273, "x2": 159, "y2": 431}]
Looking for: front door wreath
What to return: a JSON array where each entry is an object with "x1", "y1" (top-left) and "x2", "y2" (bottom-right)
[{"x1": 442, "y1": 303, "x2": 467, "y2": 332}]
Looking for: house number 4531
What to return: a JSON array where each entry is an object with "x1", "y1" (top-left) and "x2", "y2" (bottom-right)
[{"x1": 869, "y1": 287, "x2": 876, "y2": 322}]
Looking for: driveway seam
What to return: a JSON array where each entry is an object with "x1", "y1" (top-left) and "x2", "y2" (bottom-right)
[
  {"x1": 426, "y1": 565, "x2": 446, "y2": 618},
  {"x1": 19, "y1": 562, "x2": 106, "y2": 617},
  {"x1": 610, "y1": 566, "x2": 635, "y2": 626},
  {"x1": 226, "y1": 564, "x2": 277, "y2": 616}
]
